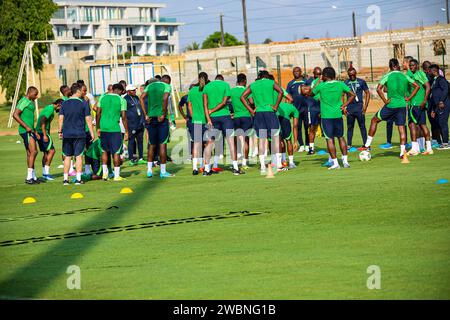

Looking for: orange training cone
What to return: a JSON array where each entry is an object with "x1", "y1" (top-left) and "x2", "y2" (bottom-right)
[
  {"x1": 401, "y1": 152, "x2": 410, "y2": 164},
  {"x1": 266, "y1": 163, "x2": 275, "y2": 178}
]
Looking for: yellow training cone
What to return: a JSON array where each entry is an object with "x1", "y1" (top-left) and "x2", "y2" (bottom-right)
[
  {"x1": 120, "y1": 187, "x2": 133, "y2": 194},
  {"x1": 23, "y1": 197, "x2": 36, "y2": 204},
  {"x1": 71, "y1": 193, "x2": 84, "y2": 199},
  {"x1": 401, "y1": 152, "x2": 410, "y2": 164}
]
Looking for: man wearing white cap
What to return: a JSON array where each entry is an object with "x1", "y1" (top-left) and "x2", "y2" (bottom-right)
[{"x1": 124, "y1": 84, "x2": 146, "y2": 165}]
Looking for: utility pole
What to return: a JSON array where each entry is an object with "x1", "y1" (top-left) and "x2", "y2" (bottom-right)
[
  {"x1": 447, "y1": 0, "x2": 449, "y2": 24},
  {"x1": 352, "y1": 12, "x2": 357, "y2": 37},
  {"x1": 220, "y1": 13, "x2": 225, "y2": 47},
  {"x1": 241, "y1": 0, "x2": 251, "y2": 67}
]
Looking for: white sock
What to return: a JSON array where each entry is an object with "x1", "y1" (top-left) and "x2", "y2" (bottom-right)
[
  {"x1": 63, "y1": 173, "x2": 68, "y2": 181},
  {"x1": 289, "y1": 155, "x2": 294, "y2": 165},
  {"x1": 332, "y1": 158, "x2": 339, "y2": 166},
  {"x1": 232, "y1": 160, "x2": 239, "y2": 171},
  {"x1": 45, "y1": 165, "x2": 50, "y2": 175},
  {"x1": 32, "y1": 169, "x2": 37, "y2": 180},
  {"x1": 259, "y1": 155, "x2": 266, "y2": 169},
  {"x1": 69, "y1": 160, "x2": 75, "y2": 173},
  {"x1": 365, "y1": 136, "x2": 373, "y2": 147},
  {"x1": 418, "y1": 137, "x2": 425, "y2": 150},
  {"x1": 342, "y1": 155, "x2": 348, "y2": 164},
  {"x1": 147, "y1": 162, "x2": 153, "y2": 173},
  {"x1": 42, "y1": 167, "x2": 46, "y2": 175},
  {"x1": 161, "y1": 163, "x2": 166, "y2": 174},
  {"x1": 309, "y1": 143, "x2": 315, "y2": 150},
  {"x1": 213, "y1": 155, "x2": 219, "y2": 168},
  {"x1": 27, "y1": 168, "x2": 33, "y2": 180},
  {"x1": 400, "y1": 144, "x2": 406, "y2": 156},
  {"x1": 426, "y1": 140, "x2": 432, "y2": 152},
  {"x1": 411, "y1": 141, "x2": 419, "y2": 152},
  {"x1": 271, "y1": 154, "x2": 276, "y2": 165},
  {"x1": 85, "y1": 164, "x2": 92, "y2": 175},
  {"x1": 199, "y1": 157, "x2": 204, "y2": 168},
  {"x1": 76, "y1": 172, "x2": 82, "y2": 181},
  {"x1": 276, "y1": 153, "x2": 282, "y2": 168},
  {"x1": 114, "y1": 166, "x2": 120, "y2": 178},
  {"x1": 281, "y1": 153, "x2": 286, "y2": 162},
  {"x1": 205, "y1": 164, "x2": 211, "y2": 172},
  {"x1": 102, "y1": 165, "x2": 108, "y2": 176},
  {"x1": 193, "y1": 158, "x2": 198, "y2": 170},
  {"x1": 242, "y1": 158, "x2": 247, "y2": 166}
]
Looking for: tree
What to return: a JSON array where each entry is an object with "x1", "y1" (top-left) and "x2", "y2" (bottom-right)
[
  {"x1": 263, "y1": 38, "x2": 272, "y2": 44},
  {"x1": 202, "y1": 32, "x2": 243, "y2": 49},
  {"x1": 0, "y1": 0, "x2": 57, "y2": 100},
  {"x1": 185, "y1": 41, "x2": 200, "y2": 52}
]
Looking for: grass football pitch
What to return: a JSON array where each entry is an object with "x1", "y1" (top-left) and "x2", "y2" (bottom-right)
[{"x1": 0, "y1": 118, "x2": 449, "y2": 299}]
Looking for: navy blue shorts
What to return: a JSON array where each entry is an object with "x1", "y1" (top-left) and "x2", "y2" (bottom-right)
[
  {"x1": 190, "y1": 123, "x2": 207, "y2": 143},
  {"x1": 308, "y1": 107, "x2": 321, "y2": 126},
  {"x1": 254, "y1": 111, "x2": 280, "y2": 139},
  {"x1": 408, "y1": 106, "x2": 427, "y2": 125},
  {"x1": 376, "y1": 106, "x2": 407, "y2": 126},
  {"x1": 187, "y1": 120, "x2": 194, "y2": 141},
  {"x1": 147, "y1": 118, "x2": 170, "y2": 145},
  {"x1": 63, "y1": 137, "x2": 85, "y2": 157},
  {"x1": 100, "y1": 132, "x2": 123, "y2": 154},
  {"x1": 321, "y1": 118, "x2": 344, "y2": 139},
  {"x1": 211, "y1": 115, "x2": 234, "y2": 138},
  {"x1": 279, "y1": 117, "x2": 293, "y2": 140},
  {"x1": 37, "y1": 133, "x2": 54, "y2": 152},
  {"x1": 233, "y1": 117, "x2": 254, "y2": 136},
  {"x1": 20, "y1": 132, "x2": 37, "y2": 151}
]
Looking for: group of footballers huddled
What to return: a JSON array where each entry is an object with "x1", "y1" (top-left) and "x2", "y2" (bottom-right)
[{"x1": 13, "y1": 56, "x2": 449, "y2": 184}]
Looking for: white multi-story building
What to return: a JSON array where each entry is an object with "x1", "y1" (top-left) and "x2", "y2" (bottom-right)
[{"x1": 49, "y1": 1, "x2": 183, "y2": 64}]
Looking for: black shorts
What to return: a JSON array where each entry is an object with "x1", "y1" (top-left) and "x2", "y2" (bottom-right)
[
  {"x1": 321, "y1": 118, "x2": 344, "y2": 139},
  {"x1": 147, "y1": 118, "x2": 170, "y2": 145},
  {"x1": 376, "y1": 106, "x2": 407, "y2": 126},
  {"x1": 63, "y1": 137, "x2": 86, "y2": 157},
  {"x1": 308, "y1": 107, "x2": 321, "y2": 126},
  {"x1": 408, "y1": 106, "x2": 427, "y2": 125},
  {"x1": 254, "y1": 111, "x2": 280, "y2": 139},
  {"x1": 19, "y1": 132, "x2": 37, "y2": 151},
  {"x1": 37, "y1": 133, "x2": 54, "y2": 152},
  {"x1": 211, "y1": 115, "x2": 234, "y2": 138},
  {"x1": 279, "y1": 117, "x2": 293, "y2": 140},
  {"x1": 100, "y1": 132, "x2": 123, "y2": 154},
  {"x1": 233, "y1": 117, "x2": 254, "y2": 136}
]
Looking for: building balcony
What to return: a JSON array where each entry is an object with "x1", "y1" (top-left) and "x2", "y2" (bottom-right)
[
  {"x1": 156, "y1": 35, "x2": 169, "y2": 41},
  {"x1": 131, "y1": 35, "x2": 146, "y2": 41}
]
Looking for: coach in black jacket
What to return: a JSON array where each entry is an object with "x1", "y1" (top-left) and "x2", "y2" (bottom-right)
[
  {"x1": 429, "y1": 64, "x2": 450, "y2": 149},
  {"x1": 124, "y1": 84, "x2": 145, "y2": 163}
]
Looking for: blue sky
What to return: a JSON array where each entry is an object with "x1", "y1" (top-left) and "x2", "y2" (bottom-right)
[{"x1": 72, "y1": 0, "x2": 448, "y2": 49}]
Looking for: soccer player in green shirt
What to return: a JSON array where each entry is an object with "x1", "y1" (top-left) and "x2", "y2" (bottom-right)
[
  {"x1": 188, "y1": 72, "x2": 209, "y2": 175},
  {"x1": 277, "y1": 102, "x2": 299, "y2": 169},
  {"x1": 13, "y1": 86, "x2": 40, "y2": 184},
  {"x1": 36, "y1": 99, "x2": 63, "y2": 180},
  {"x1": 240, "y1": 70, "x2": 284, "y2": 174},
  {"x1": 140, "y1": 75, "x2": 173, "y2": 178},
  {"x1": 407, "y1": 58, "x2": 433, "y2": 155},
  {"x1": 312, "y1": 67, "x2": 356, "y2": 170},
  {"x1": 361, "y1": 59, "x2": 420, "y2": 158},
  {"x1": 230, "y1": 73, "x2": 253, "y2": 170},
  {"x1": 203, "y1": 74, "x2": 242, "y2": 175},
  {"x1": 96, "y1": 83, "x2": 128, "y2": 181}
]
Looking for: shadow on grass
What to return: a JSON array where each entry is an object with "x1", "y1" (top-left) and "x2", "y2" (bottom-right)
[{"x1": 0, "y1": 165, "x2": 183, "y2": 299}]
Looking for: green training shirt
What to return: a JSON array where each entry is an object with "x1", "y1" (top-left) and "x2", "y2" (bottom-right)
[
  {"x1": 17, "y1": 96, "x2": 35, "y2": 134},
  {"x1": 379, "y1": 71, "x2": 415, "y2": 108},
  {"x1": 98, "y1": 93, "x2": 127, "y2": 133},
  {"x1": 145, "y1": 82, "x2": 172, "y2": 117},
  {"x1": 230, "y1": 86, "x2": 251, "y2": 118},
  {"x1": 250, "y1": 78, "x2": 276, "y2": 113},
  {"x1": 85, "y1": 139, "x2": 102, "y2": 160},
  {"x1": 407, "y1": 69, "x2": 429, "y2": 108},
  {"x1": 203, "y1": 80, "x2": 231, "y2": 117},
  {"x1": 187, "y1": 86, "x2": 206, "y2": 124},
  {"x1": 36, "y1": 104, "x2": 55, "y2": 133},
  {"x1": 312, "y1": 80, "x2": 350, "y2": 119},
  {"x1": 277, "y1": 102, "x2": 299, "y2": 120}
]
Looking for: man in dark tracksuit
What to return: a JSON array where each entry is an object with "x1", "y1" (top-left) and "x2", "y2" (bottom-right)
[
  {"x1": 124, "y1": 85, "x2": 146, "y2": 164},
  {"x1": 429, "y1": 64, "x2": 450, "y2": 149},
  {"x1": 286, "y1": 67, "x2": 308, "y2": 151},
  {"x1": 423, "y1": 61, "x2": 441, "y2": 146}
]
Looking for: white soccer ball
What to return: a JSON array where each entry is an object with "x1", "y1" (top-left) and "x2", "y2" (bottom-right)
[{"x1": 359, "y1": 151, "x2": 372, "y2": 161}]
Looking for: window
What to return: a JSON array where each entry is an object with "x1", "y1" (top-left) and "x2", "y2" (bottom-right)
[
  {"x1": 107, "y1": 8, "x2": 116, "y2": 20},
  {"x1": 84, "y1": 8, "x2": 93, "y2": 22},
  {"x1": 56, "y1": 27, "x2": 64, "y2": 37},
  {"x1": 169, "y1": 45, "x2": 175, "y2": 53},
  {"x1": 118, "y1": 8, "x2": 125, "y2": 19},
  {"x1": 168, "y1": 27, "x2": 174, "y2": 36},
  {"x1": 59, "y1": 46, "x2": 66, "y2": 57},
  {"x1": 67, "y1": 8, "x2": 78, "y2": 23},
  {"x1": 95, "y1": 8, "x2": 104, "y2": 21},
  {"x1": 118, "y1": 45, "x2": 123, "y2": 54},
  {"x1": 53, "y1": 7, "x2": 65, "y2": 19},
  {"x1": 112, "y1": 27, "x2": 122, "y2": 37}
]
